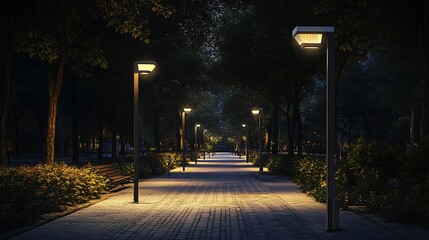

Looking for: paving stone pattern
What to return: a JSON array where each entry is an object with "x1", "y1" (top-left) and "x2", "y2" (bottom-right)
[{"x1": 12, "y1": 153, "x2": 429, "y2": 240}]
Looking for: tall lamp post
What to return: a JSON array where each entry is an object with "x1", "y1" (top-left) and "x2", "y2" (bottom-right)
[
  {"x1": 203, "y1": 130, "x2": 207, "y2": 160},
  {"x1": 242, "y1": 124, "x2": 249, "y2": 163},
  {"x1": 194, "y1": 124, "x2": 200, "y2": 164},
  {"x1": 251, "y1": 108, "x2": 263, "y2": 172},
  {"x1": 133, "y1": 60, "x2": 156, "y2": 203},
  {"x1": 292, "y1": 26, "x2": 338, "y2": 231},
  {"x1": 182, "y1": 107, "x2": 192, "y2": 171}
]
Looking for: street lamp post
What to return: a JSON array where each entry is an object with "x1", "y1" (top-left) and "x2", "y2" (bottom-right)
[
  {"x1": 133, "y1": 60, "x2": 156, "y2": 203},
  {"x1": 252, "y1": 108, "x2": 263, "y2": 172},
  {"x1": 292, "y1": 26, "x2": 338, "y2": 231},
  {"x1": 182, "y1": 107, "x2": 192, "y2": 171},
  {"x1": 194, "y1": 124, "x2": 200, "y2": 164},
  {"x1": 242, "y1": 124, "x2": 249, "y2": 163},
  {"x1": 203, "y1": 129, "x2": 207, "y2": 160}
]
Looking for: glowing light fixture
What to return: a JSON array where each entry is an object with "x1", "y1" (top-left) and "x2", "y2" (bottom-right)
[
  {"x1": 251, "y1": 109, "x2": 260, "y2": 115},
  {"x1": 292, "y1": 26, "x2": 333, "y2": 49},
  {"x1": 183, "y1": 107, "x2": 192, "y2": 113},
  {"x1": 195, "y1": 124, "x2": 201, "y2": 127},
  {"x1": 242, "y1": 124, "x2": 247, "y2": 128},
  {"x1": 136, "y1": 62, "x2": 156, "y2": 74}
]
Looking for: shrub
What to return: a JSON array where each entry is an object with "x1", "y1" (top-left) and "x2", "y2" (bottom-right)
[
  {"x1": 0, "y1": 163, "x2": 107, "y2": 229},
  {"x1": 249, "y1": 150, "x2": 259, "y2": 166},
  {"x1": 187, "y1": 151, "x2": 198, "y2": 163},
  {"x1": 267, "y1": 155, "x2": 289, "y2": 175},
  {"x1": 116, "y1": 152, "x2": 182, "y2": 179},
  {"x1": 336, "y1": 137, "x2": 402, "y2": 208},
  {"x1": 402, "y1": 139, "x2": 429, "y2": 185},
  {"x1": 293, "y1": 156, "x2": 326, "y2": 202},
  {"x1": 288, "y1": 137, "x2": 429, "y2": 227}
]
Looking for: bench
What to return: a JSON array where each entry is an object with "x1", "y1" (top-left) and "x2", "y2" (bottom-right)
[{"x1": 96, "y1": 164, "x2": 131, "y2": 187}]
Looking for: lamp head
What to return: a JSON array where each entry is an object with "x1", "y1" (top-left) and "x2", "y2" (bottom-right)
[
  {"x1": 134, "y1": 60, "x2": 156, "y2": 74},
  {"x1": 251, "y1": 108, "x2": 261, "y2": 115},
  {"x1": 183, "y1": 107, "x2": 192, "y2": 113},
  {"x1": 195, "y1": 124, "x2": 201, "y2": 127},
  {"x1": 292, "y1": 26, "x2": 334, "y2": 49},
  {"x1": 242, "y1": 124, "x2": 247, "y2": 128}
]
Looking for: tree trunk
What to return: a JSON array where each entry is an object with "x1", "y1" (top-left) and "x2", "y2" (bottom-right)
[
  {"x1": 0, "y1": 1, "x2": 16, "y2": 165},
  {"x1": 0, "y1": 47, "x2": 11, "y2": 165},
  {"x1": 348, "y1": 114, "x2": 353, "y2": 151},
  {"x1": 410, "y1": 104, "x2": 415, "y2": 146},
  {"x1": 120, "y1": 133, "x2": 125, "y2": 157},
  {"x1": 153, "y1": 93, "x2": 161, "y2": 152},
  {"x1": 271, "y1": 105, "x2": 279, "y2": 154},
  {"x1": 72, "y1": 77, "x2": 79, "y2": 164},
  {"x1": 420, "y1": 78, "x2": 429, "y2": 141},
  {"x1": 13, "y1": 106, "x2": 26, "y2": 161},
  {"x1": 286, "y1": 104, "x2": 295, "y2": 157},
  {"x1": 416, "y1": 1, "x2": 429, "y2": 141},
  {"x1": 34, "y1": 109, "x2": 46, "y2": 162},
  {"x1": 97, "y1": 103, "x2": 103, "y2": 161},
  {"x1": 46, "y1": 55, "x2": 66, "y2": 164},
  {"x1": 176, "y1": 111, "x2": 181, "y2": 151},
  {"x1": 293, "y1": 96, "x2": 303, "y2": 157},
  {"x1": 14, "y1": 117, "x2": 20, "y2": 161},
  {"x1": 111, "y1": 130, "x2": 117, "y2": 158}
]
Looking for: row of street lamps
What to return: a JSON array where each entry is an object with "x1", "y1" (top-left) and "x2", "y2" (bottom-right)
[
  {"x1": 240, "y1": 108, "x2": 264, "y2": 171},
  {"x1": 132, "y1": 25, "x2": 338, "y2": 231}
]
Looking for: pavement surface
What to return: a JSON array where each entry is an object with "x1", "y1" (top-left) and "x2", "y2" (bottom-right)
[{"x1": 11, "y1": 153, "x2": 429, "y2": 240}]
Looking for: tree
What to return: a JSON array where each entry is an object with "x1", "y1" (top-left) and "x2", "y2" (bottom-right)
[
  {"x1": 19, "y1": 0, "x2": 172, "y2": 164},
  {"x1": 214, "y1": 0, "x2": 321, "y2": 156},
  {"x1": 396, "y1": 1, "x2": 429, "y2": 141},
  {"x1": 0, "y1": 0, "x2": 22, "y2": 165}
]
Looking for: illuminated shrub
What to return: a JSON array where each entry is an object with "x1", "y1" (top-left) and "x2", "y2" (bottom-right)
[
  {"x1": 293, "y1": 156, "x2": 326, "y2": 202},
  {"x1": 0, "y1": 163, "x2": 107, "y2": 228},
  {"x1": 116, "y1": 152, "x2": 182, "y2": 179}
]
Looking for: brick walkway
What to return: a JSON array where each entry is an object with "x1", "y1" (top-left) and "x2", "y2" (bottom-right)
[{"x1": 12, "y1": 153, "x2": 429, "y2": 240}]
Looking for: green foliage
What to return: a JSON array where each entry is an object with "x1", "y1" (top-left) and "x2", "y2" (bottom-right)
[
  {"x1": 187, "y1": 151, "x2": 198, "y2": 163},
  {"x1": 377, "y1": 140, "x2": 429, "y2": 227},
  {"x1": 402, "y1": 139, "x2": 429, "y2": 185},
  {"x1": 249, "y1": 150, "x2": 259, "y2": 166},
  {"x1": 336, "y1": 137, "x2": 401, "y2": 207},
  {"x1": 293, "y1": 156, "x2": 327, "y2": 202},
  {"x1": 17, "y1": 31, "x2": 59, "y2": 63},
  {"x1": 117, "y1": 152, "x2": 182, "y2": 179},
  {"x1": 97, "y1": 0, "x2": 174, "y2": 41},
  {"x1": 266, "y1": 154, "x2": 293, "y2": 175},
  {"x1": 0, "y1": 163, "x2": 107, "y2": 229},
  {"x1": 290, "y1": 137, "x2": 429, "y2": 227}
]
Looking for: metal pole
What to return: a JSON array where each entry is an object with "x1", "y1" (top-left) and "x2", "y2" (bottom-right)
[
  {"x1": 326, "y1": 32, "x2": 337, "y2": 231},
  {"x1": 246, "y1": 127, "x2": 249, "y2": 163},
  {"x1": 203, "y1": 130, "x2": 206, "y2": 160},
  {"x1": 258, "y1": 111, "x2": 263, "y2": 172},
  {"x1": 133, "y1": 73, "x2": 139, "y2": 203},
  {"x1": 182, "y1": 112, "x2": 186, "y2": 171},
  {"x1": 195, "y1": 126, "x2": 198, "y2": 164}
]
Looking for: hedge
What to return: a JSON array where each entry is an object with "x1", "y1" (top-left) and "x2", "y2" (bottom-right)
[
  {"x1": 0, "y1": 163, "x2": 107, "y2": 229},
  {"x1": 283, "y1": 137, "x2": 429, "y2": 227}
]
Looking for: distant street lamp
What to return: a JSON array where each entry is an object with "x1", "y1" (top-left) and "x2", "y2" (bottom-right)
[
  {"x1": 251, "y1": 108, "x2": 263, "y2": 172},
  {"x1": 292, "y1": 26, "x2": 338, "y2": 231},
  {"x1": 133, "y1": 60, "x2": 156, "y2": 203},
  {"x1": 203, "y1": 129, "x2": 207, "y2": 160},
  {"x1": 242, "y1": 124, "x2": 249, "y2": 163},
  {"x1": 182, "y1": 107, "x2": 192, "y2": 171},
  {"x1": 194, "y1": 124, "x2": 200, "y2": 164}
]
